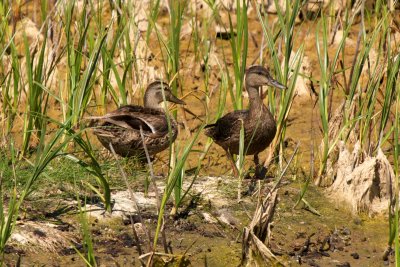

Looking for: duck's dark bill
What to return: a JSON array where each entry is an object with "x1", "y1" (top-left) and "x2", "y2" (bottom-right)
[
  {"x1": 168, "y1": 94, "x2": 186, "y2": 105},
  {"x1": 270, "y1": 79, "x2": 287, "y2": 90}
]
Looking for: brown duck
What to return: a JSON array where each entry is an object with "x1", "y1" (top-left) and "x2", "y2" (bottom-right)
[
  {"x1": 91, "y1": 80, "x2": 185, "y2": 158},
  {"x1": 204, "y1": 65, "x2": 286, "y2": 177}
]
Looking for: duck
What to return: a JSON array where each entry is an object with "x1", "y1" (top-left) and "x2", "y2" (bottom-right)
[
  {"x1": 91, "y1": 80, "x2": 185, "y2": 158},
  {"x1": 204, "y1": 65, "x2": 286, "y2": 177}
]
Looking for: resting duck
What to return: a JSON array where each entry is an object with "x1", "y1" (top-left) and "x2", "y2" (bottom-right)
[
  {"x1": 204, "y1": 65, "x2": 286, "y2": 177},
  {"x1": 91, "y1": 80, "x2": 185, "y2": 158}
]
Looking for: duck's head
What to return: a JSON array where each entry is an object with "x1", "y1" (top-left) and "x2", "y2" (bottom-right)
[
  {"x1": 244, "y1": 65, "x2": 286, "y2": 92},
  {"x1": 144, "y1": 80, "x2": 186, "y2": 109}
]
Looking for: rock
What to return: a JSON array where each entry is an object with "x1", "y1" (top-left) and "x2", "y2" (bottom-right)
[
  {"x1": 13, "y1": 18, "x2": 43, "y2": 56},
  {"x1": 86, "y1": 190, "x2": 157, "y2": 220},
  {"x1": 85, "y1": 175, "x2": 238, "y2": 223},
  {"x1": 290, "y1": 53, "x2": 314, "y2": 99},
  {"x1": 351, "y1": 252, "x2": 359, "y2": 259},
  {"x1": 353, "y1": 217, "x2": 362, "y2": 225},
  {"x1": 216, "y1": 209, "x2": 238, "y2": 228},
  {"x1": 202, "y1": 212, "x2": 218, "y2": 224},
  {"x1": 189, "y1": 176, "x2": 230, "y2": 208},
  {"x1": 259, "y1": 0, "x2": 351, "y2": 21},
  {"x1": 10, "y1": 221, "x2": 77, "y2": 252},
  {"x1": 341, "y1": 227, "x2": 351, "y2": 236},
  {"x1": 261, "y1": 0, "x2": 285, "y2": 14}
]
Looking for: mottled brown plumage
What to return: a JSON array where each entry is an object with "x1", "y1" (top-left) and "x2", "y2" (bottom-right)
[
  {"x1": 204, "y1": 65, "x2": 286, "y2": 176},
  {"x1": 91, "y1": 81, "x2": 185, "y2": 158}
]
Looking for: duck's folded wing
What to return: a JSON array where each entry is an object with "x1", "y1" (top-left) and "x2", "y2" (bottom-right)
[
  {"x1": 212, "y1": 111, "x2": 248, "y2": 141},
  {"x1": 98, "y1": 113, "x2": 168, "y2": 136}
]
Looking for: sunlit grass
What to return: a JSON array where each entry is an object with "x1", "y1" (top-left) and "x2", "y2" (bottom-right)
[{"x1": 0, "y1": 0, "x2": 399, "y2": 265}]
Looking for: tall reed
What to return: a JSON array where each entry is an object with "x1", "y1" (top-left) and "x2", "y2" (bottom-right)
[
  {"x1": 63, "y1": 1, "x2": 108, "y2": 126},
  {"x1": 141, "y1": 0, "x2": 209, "y2": 253},
  {"x1": 21, "y1": 8, "x2": 49, "y2": 156},
  {"x1": 382, "y1": 5, "x2": 400, "y2": 263},
  {"x1": 255, "y1": 0, "x2": 303, "y2": 170},
  {"x1": 0, "y1": 4, "x2": 15, "y2": 139},
  {"x1": 153, "y1": 126, "x2": 203, "y2": 249},
  {"x1": 393, "y1": 64, "x2": 400, "y2": 266},
  {"x1": 313, "y1": 9, "x2": 361, "y2": 184},
  {"x1": 228, "y1": 0, "x2": 248, "y2": 111},
  {"x1": 0, "y1": 142, "x2": 19, "y2": 265},
  {"x1": 315, "y1": 5, "x2": 397, "y2": 185},
  {"x1": 0, "y1": 118, "x2": 110, "y2": 264},
  {"x1": 75, "y1": 197, "x2": 97, "y2": 267},
  {"x1": 1, "y1": 41, "x2": 19, "y2": 139}
]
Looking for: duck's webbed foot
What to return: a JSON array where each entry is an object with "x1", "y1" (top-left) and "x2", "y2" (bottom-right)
[
  {"x1": 253, "y1": 154, "x2": 269, "y2": 180},
  {"x1": 254, "y1": 165, "x2": 269, "y2": 179},
  {"x1": 140, "y1": 156, "x2": 155, "y2": 165}
]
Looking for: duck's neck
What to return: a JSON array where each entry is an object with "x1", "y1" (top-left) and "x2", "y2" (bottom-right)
[{"x1": 247, "y1": 86, "x2": 265, "y2": 117}]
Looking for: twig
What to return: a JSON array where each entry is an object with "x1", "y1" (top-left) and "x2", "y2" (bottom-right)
[
  {"x1": 138, "y1": 126, "x2": 169, "y2": 254},
  {"x1": 250, "y1": 231, "x2": 280, "y2": 262},
  {"x1": 302, "y1": 198, "x2": 321, "y2": 216},
  {"x1": 382, "y1": 246, "x2": 393, "y2": 261},
  {"x1": 128, "y1": 215, "x2": 143, "y2": 256},
  {"x1": 108, "y1": 143, "x2": 150, "y2": 260},
  {"x1": 138, "y1": 251, "x2": 176, "y2": 262},
  {"x1": 242, "y1": 144, "x2": 299, "y2": 265},
  {"x1": 271, "y1": 143, "x2": 300, "y2": 192}
]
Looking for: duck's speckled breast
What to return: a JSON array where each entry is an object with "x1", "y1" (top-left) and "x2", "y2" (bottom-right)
[
  {"x1": 228, "y1": 105, "x2": 276, "y2": 155},
  {"x1": 244, "y1": 107, "x2": 276, "y2": 155}
]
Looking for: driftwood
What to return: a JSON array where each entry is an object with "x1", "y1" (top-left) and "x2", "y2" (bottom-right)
[
  {"x1": 328, "y1": 141, "x2": 395, "y2": 214},
  {"x1": 242, "y1": 190, "x2": 280, "y2": 266},
  {"x1": 242, "y1": 145, "x2": 298, "y2": 266}
]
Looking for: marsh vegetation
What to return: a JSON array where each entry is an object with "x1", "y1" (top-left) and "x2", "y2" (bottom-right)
[{"x1": 0, "y1": 0, "x2": 399, "y2": 266}]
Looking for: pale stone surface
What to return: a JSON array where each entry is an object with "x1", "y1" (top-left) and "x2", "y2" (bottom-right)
[
  {"x1": 202, "y1": 212, "x2": 218, "y2": 224},
  {"x1": 86, "y1": 190, "x2": 157, "y2": 220},
  {"x1": 217, "y1": 209, "x2": 239, "y2": 228},
  {"x1": 85, "y1": 176, "x2": 237, "y2": 221},
  {"x1": 10, "y1": 221, "x2": 77, "y2": 252},
  {"x1": 263, "y1": 0, "x2": 351, "y2": 14}
]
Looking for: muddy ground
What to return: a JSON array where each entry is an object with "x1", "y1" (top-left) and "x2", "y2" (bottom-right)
[
  {"x1": 2, "y1": 173, "x2": 391, "y2": 266},
  {"x1": 1, "y1": 0, "x2": 398, "y2": 266}
]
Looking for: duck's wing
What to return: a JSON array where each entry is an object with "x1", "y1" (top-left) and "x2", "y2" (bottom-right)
[
  {"x1": 205, "y1": 110, "x2": 248, "y2": 141},
  {"x1": 95, "y1": 105, "x2": 169, "y2": 136}
]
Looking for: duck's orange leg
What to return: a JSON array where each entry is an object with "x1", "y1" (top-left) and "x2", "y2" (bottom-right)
[{"x1": 226, "y1": 151, "x2": 239, "y2": 178}]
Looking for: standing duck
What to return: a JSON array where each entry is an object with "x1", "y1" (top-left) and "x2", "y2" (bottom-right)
[
  {"x1": 91, "y1": 80, "x2": 185, "y2": 158},
  {"x1": 204, "y1": 65, "x2": 286, "y2": 177}
]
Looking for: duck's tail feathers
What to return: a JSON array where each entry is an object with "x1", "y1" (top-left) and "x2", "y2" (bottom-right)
[
  {"x1": 204, "y1": 123, "x2": 217, "y2": 129},
  {"x1": 204, "y1": 123, "x2": 217, "y2": 138}
]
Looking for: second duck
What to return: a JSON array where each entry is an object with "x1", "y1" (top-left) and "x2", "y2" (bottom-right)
[{"x1": 204, "y1": 65, "x2": 286, "y2": 177}]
